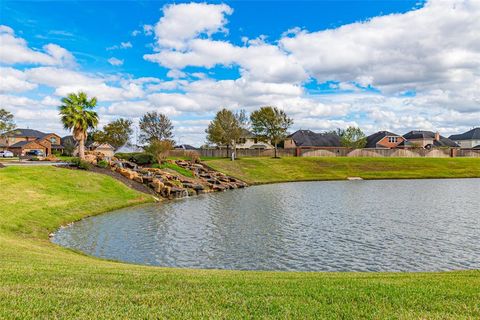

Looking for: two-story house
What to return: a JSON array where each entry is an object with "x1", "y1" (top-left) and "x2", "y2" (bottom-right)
[
  {"x1": 0, "y1": 129, "x2": 63, "y2": 156},
  {"x1": 402, "y1": 131, "x2": 459, "y2": 148},
  {"x1": 449, "y1": 128, "x2": 480, "y2": 149},
  {"x1": 365, "y1": 131, "x2": 405, "y2": 149}
]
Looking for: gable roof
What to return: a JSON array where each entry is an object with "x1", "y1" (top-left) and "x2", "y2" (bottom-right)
[
  {"x1": 366, "y1": 131, "x2": 400, "y2": 148},
  {"x1": 9, "y1": 140, "x2": 45, "y2": 148},
  {"x1": 432, "y1": 138, "x2": 459, "y2": 148},
  {"x1": 87, "y1": 142, "x2": 115, "y2": 150},
  {"x1": 449, "y1": 128, "x2": 480, "y2": 141},
  {"x1": 287, "y1": 130, "x2": 341, "y2": 147},
  {"x1": 403, "y1": 130, "x2": 437, "y2": 140},
  {"x1": 175, "y1": 144, "x2": 197, "y2": 150},
  {"x1": 7, "y1": 128, "x2": 48, "y2": 139}
]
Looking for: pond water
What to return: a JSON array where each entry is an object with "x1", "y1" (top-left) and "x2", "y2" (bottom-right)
[{"x1": 53, "y1": 179, "x2": 480, "y2": 272}]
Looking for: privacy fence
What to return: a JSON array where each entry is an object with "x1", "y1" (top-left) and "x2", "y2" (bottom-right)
[{"x1": 171, "y1": 147, "x2": 480, "y2": 158}]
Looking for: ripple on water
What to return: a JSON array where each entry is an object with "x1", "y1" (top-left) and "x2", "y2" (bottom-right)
[{"x1": 52, "y1": 179, "x2": 480, "y2": 272}]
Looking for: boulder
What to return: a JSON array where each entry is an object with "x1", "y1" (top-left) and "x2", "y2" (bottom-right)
[
  {"x1": 84, "y1": 154, "x2": 97, "y2": 165},
  {"x1": 151, "y1": 178, "x2": 164, "y2": 193}
]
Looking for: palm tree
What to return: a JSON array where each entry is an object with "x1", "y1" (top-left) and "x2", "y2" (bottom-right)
[{"x1": 59, "y1": 92, "x2": 99, "y2": 160}]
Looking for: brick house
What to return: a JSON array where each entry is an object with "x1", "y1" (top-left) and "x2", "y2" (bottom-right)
[
  {"x1": 0, "y1": 129, "x2": 63, "y2": 156},
  {"x1": 366, "y1": 131, "x2": 405, "y2": 149}
]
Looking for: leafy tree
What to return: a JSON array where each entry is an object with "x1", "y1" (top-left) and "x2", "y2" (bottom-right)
[
  {"x1": 59, "y1": 92, "x2": 99, "y2": 160},
  {"x1": 250, "y1": 106, "x2": 293, "y2": 158},
  {"x1": 139, "y1": 112, "x2": 173, "y2": 144},
  {"x1": 144, "y1": 139, "x2": 173, "y2": 164},
  {"x1": 338, "y1": 126, "x2": 367, "y2": 149},
  {"x1": 205, "y1": 108, "x2": 247, "y2": 159},
  {"x1": 0, "y1": 108, "x2": 15, "y2": 137},
  {"x1": 92, "y1": 118, "x2": 133, "y2": 151}
]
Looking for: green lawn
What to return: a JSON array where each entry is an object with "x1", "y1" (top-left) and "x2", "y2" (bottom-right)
[
  {"x1": 205, "y1": 157, "x2": 480, "y2": 184},
  {"x1": 1, "y1": 165, "x2": 480, "y2": 318}
]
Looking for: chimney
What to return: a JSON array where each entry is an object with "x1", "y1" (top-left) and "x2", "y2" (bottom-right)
[{"x1": 435, "y1": 131, "x2": 440, "y2": 141}]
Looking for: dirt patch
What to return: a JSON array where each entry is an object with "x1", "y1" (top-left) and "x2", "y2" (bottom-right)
[{"x1": 0, "y1": 163, "x2": 5, "y2": 169}]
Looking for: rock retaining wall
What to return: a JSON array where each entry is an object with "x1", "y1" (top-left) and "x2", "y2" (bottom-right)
[{"x1": 110, "y1": 159, "x2": 247, "y2": 200}]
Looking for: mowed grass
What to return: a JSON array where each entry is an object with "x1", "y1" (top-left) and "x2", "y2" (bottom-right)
[
  {"x1": 205, "y1": 157, "x2": 480, "y2": 184},
  {"x1": 1, "y1": 166, "x2": 480, "y2": 318}
]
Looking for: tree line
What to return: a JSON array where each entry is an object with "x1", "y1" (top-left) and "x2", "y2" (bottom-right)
[{"x1": 1, "y1": 91, "x2": 367, "y2": 161}]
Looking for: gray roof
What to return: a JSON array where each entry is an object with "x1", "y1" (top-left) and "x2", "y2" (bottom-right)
[
  {"x1": 366, "y1": 131, "x2": 400, "y2": 148},
  {"x1": 449, "y1": 128, "x2": 480, "y2": 141},
  {"x1": 174, "y1": 144, "x2": 197, "y2": 150},
  {"x1": 403, "y1": 130, "x2": 437, "y2": 140},
  {"x1": 7, "y1": 128, "x2": 48, "y2": 139},
  {"x1": 9, "y1": 141, "x2": 36, "y2": 148},
  {"x1": 288, "y1": 130, "x2": 341, "y2": 147}
]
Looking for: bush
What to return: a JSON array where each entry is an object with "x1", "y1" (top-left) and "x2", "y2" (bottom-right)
[
  {"x1": 30, "y1": 157, "x2": 40, "y2": 161},
  {"x1": 97, "y1": 160, "x2": 109, "y2": 168},
  {"x1": 130, "y1": 153, "x2": 154, "y2": 165},
  {"x1": 70, "y1": 158, "x2": 92, "y2": 170},
  {"x1": 185, "y1": 151, "x2": 200, "y2": 163},
  {"x1": 114, "y1": 152, "x2": 154, "y2": 165}
]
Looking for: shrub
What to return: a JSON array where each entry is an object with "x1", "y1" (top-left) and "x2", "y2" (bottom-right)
[
  {"x1": 70, "y1": 158, "x2": 92, "y2": 170},
  {"x1": 97, "y1": 160, "x2": 109, "y2": 168},
  {"x1": 130, "y1": 153, "x2": 154, "y2": 165},
  {"x1": 114, "y1": 152, "x2": 154, "y2": 165},
  {"x1": 186, "y1": 151, "x2": 200, "y2": 163},
  {"x1": 30, "y1": 157, "x2": 40, "y2": 161}
]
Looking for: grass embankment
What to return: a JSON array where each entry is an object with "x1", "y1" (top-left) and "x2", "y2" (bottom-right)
[
  {"x1": 1, "y1": 165, "x2": 480, "y2": 318},
  {"x1": 205, "y1": 157, "x2": 480, "y2": 184}
]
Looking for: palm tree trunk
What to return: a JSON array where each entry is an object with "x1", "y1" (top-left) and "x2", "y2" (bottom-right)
[{"x1": 79, "y1": 136, "x2": 85, "y2": 160}]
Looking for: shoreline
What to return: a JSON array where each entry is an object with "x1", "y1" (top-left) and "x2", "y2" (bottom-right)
[{"x1": 50, "y1": 167, "x2": 480, "y2": 273}]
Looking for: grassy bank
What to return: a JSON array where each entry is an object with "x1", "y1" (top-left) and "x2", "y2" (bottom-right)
[
  {"x1": 205, "y1": 157, "x2": 480, "y2": 184},
  {"x1": 1, "y1": 166, "x2": 480, "y2": 318}
]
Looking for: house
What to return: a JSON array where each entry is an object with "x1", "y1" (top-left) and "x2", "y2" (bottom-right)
[
  {"x1": 402, "y1": 131, "x2": 459, "y2": 148},
  {"x1": 84, "y1": 142, "x2": 115, "y2": 158},
  {"x1": 366, "y1": 131, "x2": 405, "y2": 149},
  {"x1": 0, "y1": 128, "x2": 63, "y2": 156},
  {"x1": 449, "y1": 128, "x2": 480, "y2": 149},
  {"x1": 284, "y1": 130, "x2": 341, "y2": 148},
  {"x1": 175, "y1": 144, "x2": 198, "y2": 150},
  {"x1": 216, "y1": 130, "x2": 273, "y2": 149}
]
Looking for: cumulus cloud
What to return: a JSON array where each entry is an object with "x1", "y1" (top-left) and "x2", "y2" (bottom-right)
[
  {"x1": 0, "y1": 67, "x2": 37, "y2": 93},
  {"x1": 0, "y1": 25, "x2": 75, "y2": 66},
  {"x1": 5, "y1": 1, "x2": 480, "y2": 146},
  {"x1": 151, "y1": 3, "x2": 233, "y2": 50}
]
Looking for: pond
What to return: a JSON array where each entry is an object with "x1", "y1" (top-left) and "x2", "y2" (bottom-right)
[{"x1": 53, "y1": 179, "x2": 480, "y2": 272}]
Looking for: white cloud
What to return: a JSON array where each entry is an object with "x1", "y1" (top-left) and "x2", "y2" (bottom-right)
[
  {"x1": 152, "y1": 3, "x2": 233, "y2": 50},
  {"x1": 108, "y1": 57, "x2": 124, "y2": 66},
  {"x1": 0, "y1": 67, "x2": 37, "y2": 93},
  {"x1": 0, "y1": 25, "x2": 75, "y2": 66},
  {"x1": 106, "y1": 41, "x2": 132, "y2": 50}
]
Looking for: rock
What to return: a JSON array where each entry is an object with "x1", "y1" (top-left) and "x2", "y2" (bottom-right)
[
  {"x1": 151, "y1": 178, "x2": 164, "y2": 193},
  {"x1": 84, "y1": 154, "x2": 97, "y2": 164},
  {"x1": 193, "y1": 184, "x2": 204, "y2": 191},
  {"x1": 133, "y1": 176, "x2": 143, "y2": 184}
]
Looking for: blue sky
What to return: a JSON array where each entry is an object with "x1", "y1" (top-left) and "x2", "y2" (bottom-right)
[{"x1": 1, "y1": 0, "x2": 478, "y2": 145}]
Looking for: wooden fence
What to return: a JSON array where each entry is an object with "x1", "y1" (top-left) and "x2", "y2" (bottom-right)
[{"x1": 171, "y1": 147, "x2": 480, "y2": 158}]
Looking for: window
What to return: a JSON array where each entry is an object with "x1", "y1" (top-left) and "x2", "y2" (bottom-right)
[
  {"x1": 50, "y1": 137, "x2": 57, "y2": 144},
  {"x1": 388, "y1": 136, "x2": 398, "y2": 143}
]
